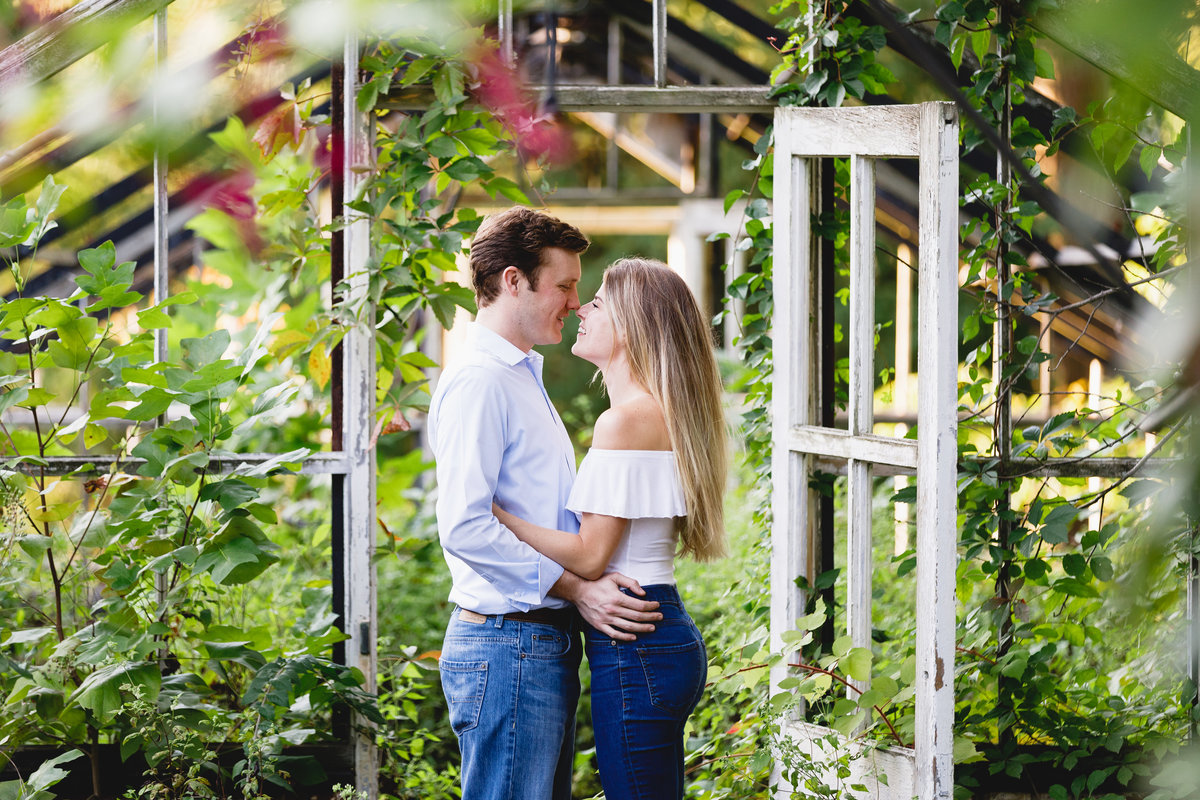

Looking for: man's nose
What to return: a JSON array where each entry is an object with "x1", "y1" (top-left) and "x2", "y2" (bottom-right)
[{"x1": 568, "y1": 289, "x2": 581, "y2": 311}]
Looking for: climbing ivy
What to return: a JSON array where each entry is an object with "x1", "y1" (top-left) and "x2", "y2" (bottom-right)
[{"x1": 718, "y1": 1, "x2": 1197, "y2": 796}]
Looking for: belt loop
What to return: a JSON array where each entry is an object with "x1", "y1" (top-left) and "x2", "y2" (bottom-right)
[{"x1": 493, "y1": 613, "x2": 504, "y2": 629}]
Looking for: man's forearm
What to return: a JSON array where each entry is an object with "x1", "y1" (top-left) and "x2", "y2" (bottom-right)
[{"x1": 548, "y1": 569, "x2": 584, "y2": 603}]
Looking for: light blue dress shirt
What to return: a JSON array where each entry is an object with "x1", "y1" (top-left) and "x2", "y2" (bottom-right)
[{"x1": 428, "y1": 322, "x2": 579, "y2": 614}]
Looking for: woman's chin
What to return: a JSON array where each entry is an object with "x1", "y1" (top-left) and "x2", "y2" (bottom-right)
[{"x1": 571, "y1": 344, "x2": 597, "y2": 366}]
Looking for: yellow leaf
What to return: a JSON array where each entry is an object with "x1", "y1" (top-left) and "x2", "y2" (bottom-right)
[
  {"x1": 29, "y1": 499, "x2": 80, "y2": 522},
  {"x1": 308, "y1": 345, "x2": 332, "y2": 390},
  {"x1": 272, "y1": 329, "x2": 311, "y2": 360}
]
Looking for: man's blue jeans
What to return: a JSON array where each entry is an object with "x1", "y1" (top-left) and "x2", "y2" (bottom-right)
[
  {"x1": 439, "y1": 608, "x2": 581, "y2": 800},
  {"x1": 584, "y1": 584, "x2": 708, "y2": 800}
]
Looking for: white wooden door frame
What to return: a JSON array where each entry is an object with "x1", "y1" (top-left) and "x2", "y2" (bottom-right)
[{"x1": 770, "y1": 102, "x2": 959, "y2": 800}]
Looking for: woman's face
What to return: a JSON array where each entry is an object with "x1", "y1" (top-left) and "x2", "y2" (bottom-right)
[{"x1": 572, "y1": 283, "x2": 621, "y2": 369}]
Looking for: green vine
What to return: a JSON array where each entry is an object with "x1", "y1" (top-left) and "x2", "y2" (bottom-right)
[{"x1": 718, "y1": 1, "x2": 1196, "y2": 796}]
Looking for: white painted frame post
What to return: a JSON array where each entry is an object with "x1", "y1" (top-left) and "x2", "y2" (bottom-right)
[
  {"x1": 770, "y1": 116, "x2": 818, "y2": 700},
  {"x1": 847, "y1": 154, "x2": 876, "y2": 697},
  {"x1": 770, "y1": 102, "x2": 959, "y2": 800},
  {"x1": 914, "y1": 100, "x2": 960, "y2": 800},
  {"x1": 341, "y1": 30, "x2": 379, "y2": 798}
]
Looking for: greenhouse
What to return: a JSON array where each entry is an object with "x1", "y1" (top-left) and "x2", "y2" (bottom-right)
[{"x1": 0, "y1": 0, "x2": 1197, "y2": 798}]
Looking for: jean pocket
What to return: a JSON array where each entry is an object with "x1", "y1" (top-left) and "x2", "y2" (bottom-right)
[
  {"x1": 636, "y1": 639, "x2": 707, "y2": 717},
  {"x1": 529, "y1": 629, "x2": 570, "y2": 658},
  {"x1": 439, "y1": 660, "x2": 488, "y2": 735}
]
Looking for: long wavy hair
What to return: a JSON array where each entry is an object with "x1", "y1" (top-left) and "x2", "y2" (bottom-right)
[{"x1": 603, "y1": 258, "x2": 727, "y2": 561}]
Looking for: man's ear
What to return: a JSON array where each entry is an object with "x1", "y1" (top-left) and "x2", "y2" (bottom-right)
[{"x1": 499, "y1": 266, "x2": 523, "y2": 297}]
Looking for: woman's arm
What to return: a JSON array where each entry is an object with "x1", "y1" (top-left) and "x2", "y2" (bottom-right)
[
  {"x1": 494, "y1": 400, "x2": 667, "y2": 580},
  {"x1": 492, "y1": 504, "x2": 627, "y2": 581}
]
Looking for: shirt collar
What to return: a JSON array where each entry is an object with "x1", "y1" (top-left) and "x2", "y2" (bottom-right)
[{"x1": 468, "y1": 322, "x2": 541, "y2": 368}]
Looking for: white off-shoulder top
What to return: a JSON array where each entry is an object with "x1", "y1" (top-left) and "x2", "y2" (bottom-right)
[{"x1": 566, "y1": 449, "x2": 687, "y2": 586}]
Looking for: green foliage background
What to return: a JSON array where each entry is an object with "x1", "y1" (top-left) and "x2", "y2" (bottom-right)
[{"x1": 2, "y1": 0, "x2": 1199, "y2": 798}]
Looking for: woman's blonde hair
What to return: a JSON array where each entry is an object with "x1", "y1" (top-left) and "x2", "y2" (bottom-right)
[{"x1": 603, "y1": 258, "x2": 727, "y2": 561}]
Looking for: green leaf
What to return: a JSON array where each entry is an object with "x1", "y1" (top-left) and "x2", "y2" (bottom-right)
[
  {"x1": 6, "y1": 749, "x2": 84, "y2": 799},
  {"x1": 724, "y1": 188, "x2": 747, "y2": 215},
  {"x1": 484, "y1": 176, "x2": 529, "y2": 204},
  {"x1": 121, "y1": 366, "x2": 168, "y2": 389},
  {"x1": 18, "y1": 387, "x2": 55, "y2": 408},
  {"x1": 238, "y1": 447, "x2": 309, "y2": 478},
  {"x1": 399, "y1": 56, "x2": 436, "y2": 87},
  {"x1": 47, "y1": 315, "x2": 98, "y2": 370},
  {"x1": 445, "y1": 156, "x2": 489, "y2": 182},
  {"x1": 455, "y1": 126, "x2": 505, "y2": 156},
  {"x1": 842, "y1": 647, "x2": 872, "y2": 682},
  {"x1": 0, "y1": 385, "x2": 30, "y2": 417},
  {"x1": 1033, "y1": 47, "x2": 1055, "y2": 79},
  {"x1": 1052, "y1": 577, "x2": 1099, "y2": 598},
  {"x1": 1023, "y1": 558, "x2": 1048, "y2": 581},
  {"x1": 356, "y1": 79, "x2": 379, "y2": 112},
  {"x1": 125, "y1": 388, "x2": 173, "y2": 421},
  {"x1": 69, "y1": 662, "x2": 160, "y2": 723},
  {"x1": 1139, "y1": 145, "x2": 1161, "y2": 179},
  {"x1": 829, "y1": 708, "x2": 867, "y2": 737},
  {"x1": 32, "y1": 176, "x2": 67, "y2": 240},
  {"x1": 199, "y1": 478, "x2": 260, "y2": 510},
  {"x1": 181, "y1": 330, "x2": 231, "y2": 369},
  {"x1": 1121, "y1": 478, "x2": 1164, "y2": 504},
  {"x1": 949, "y1": 34, "x2": 967, "y2": 70},
  {"x1": 426, "y1": 135, "x2": 459, "y2": 159},
  {"x1": 197, "y1": 535, "x2": 278, "y2": 584},
  {"x1": 76, "y1": 242, "x2": 121, "y2": 288},
  {"x1": 0, "y1": 197, "x2": 36, "y2": 249},
  {"x1": 17, "y1": 534, "x2": 53, "y2": 558},
  {"x1": 137, "y1": 305, "x2": 172, "y2": 329},
  {"x1": 1061, "y1": 552, "x2": 1087, "y2": 577},
  {"x1": 1040, "y1": 503, "x2": 1077, "y2": 544}
]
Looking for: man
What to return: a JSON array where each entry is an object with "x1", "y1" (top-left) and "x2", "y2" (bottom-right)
[{"x1": 428, "y1": 206, "x2": 662, "y2": 800}]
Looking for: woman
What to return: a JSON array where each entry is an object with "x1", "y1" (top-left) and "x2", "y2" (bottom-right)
[{"x1": 493, "y1": 257, "x2": 727, "y2": 799}]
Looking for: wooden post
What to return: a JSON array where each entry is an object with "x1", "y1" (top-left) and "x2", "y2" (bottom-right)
[
  {"x1": 770, "y1": 111, "x2": 817, "y2": 702},
  {"x1": 651, "y1": 0, "x2": 667, "y2": 88},
  {"x1": 847, "y1": 154, "x2": 876, "y2": 696},
  {"x1": 914, "y1": 100, "x2": 959, "y2": 800},
  {"x1": 339, "y1": 30, "x2": 379, "y2": 799}
]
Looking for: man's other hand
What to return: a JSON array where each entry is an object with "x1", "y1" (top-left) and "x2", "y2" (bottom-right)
[{"x1": 571, "y1": 573, "x2": 661, "y2": 641}]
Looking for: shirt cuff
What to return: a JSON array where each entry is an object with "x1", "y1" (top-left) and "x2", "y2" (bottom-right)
[{"x1": 504, "y1": 554, "x2": 565, "y2": 612}]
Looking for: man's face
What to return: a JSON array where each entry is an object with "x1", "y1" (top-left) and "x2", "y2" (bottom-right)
[{"x1": 513, "y1": 247, "x2": 582, "y2": 349}]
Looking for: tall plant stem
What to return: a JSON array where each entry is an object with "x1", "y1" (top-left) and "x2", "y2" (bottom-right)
[{"x1": 993, "y1": 5, "x2": 1016, "y2": 749}]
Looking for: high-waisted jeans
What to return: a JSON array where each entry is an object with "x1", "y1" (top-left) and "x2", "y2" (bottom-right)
[{"x1": 584, "y1": 584, "x2": 708, "y2": 800}]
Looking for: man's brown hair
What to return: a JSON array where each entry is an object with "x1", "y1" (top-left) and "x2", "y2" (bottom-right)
[{"x1": 469, "y1": 207, "x2": 589, "y2": 305}]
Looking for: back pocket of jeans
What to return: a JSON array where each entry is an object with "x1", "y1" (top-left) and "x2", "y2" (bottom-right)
[
  {"x1": 439, "y1": 660, "x2": 488, "y2": 735},
  {"x1": 636, "y1": 640, "x2": 707, "y2": 717}
]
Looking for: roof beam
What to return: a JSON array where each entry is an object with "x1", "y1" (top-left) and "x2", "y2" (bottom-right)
[
  {"x1": 0, "y1": 0, "x2": 172, "y2": 90},
  {"x1": 1032, "y1": 6, "x2": 1200, "y2": 119},
  {"x1": 379, "y1": 83, "x2": 776, "y2": 112}
]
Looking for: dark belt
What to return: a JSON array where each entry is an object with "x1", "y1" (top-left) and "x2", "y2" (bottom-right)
[{"x1": 503, "y1": 606, "x2": 576, "y2": 629}]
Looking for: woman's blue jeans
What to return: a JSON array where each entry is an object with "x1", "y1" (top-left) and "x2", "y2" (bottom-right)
[
  {"x1": 439, "y1": 609, "x2": 582, "y2": 800},
  {"x1": 584, "y1": 584, "x2": 708, "y2": 800}
]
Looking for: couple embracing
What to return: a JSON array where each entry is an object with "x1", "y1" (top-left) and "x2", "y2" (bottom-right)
[{"x1": 428, "y1": 206, "x2": 727, "y2": 800}]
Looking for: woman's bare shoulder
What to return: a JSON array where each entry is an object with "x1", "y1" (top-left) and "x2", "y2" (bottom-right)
[{"x1": 592, "y1": 395, "x2": 670, "y2": 451}]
